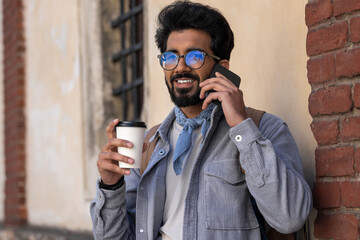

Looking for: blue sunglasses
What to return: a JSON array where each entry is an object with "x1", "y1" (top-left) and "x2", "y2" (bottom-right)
[{"x1": 157, "y1": 50, "x2": 220, "y2": 71}]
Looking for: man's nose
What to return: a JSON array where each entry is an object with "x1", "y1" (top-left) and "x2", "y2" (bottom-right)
[{"x1": 175, "y1": 56, "x2": 191, "y2": 72}]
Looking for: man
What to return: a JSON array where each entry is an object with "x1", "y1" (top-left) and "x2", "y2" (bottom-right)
[{"x1": 90, "y1": 1, "x2": 312, "y2": 239}]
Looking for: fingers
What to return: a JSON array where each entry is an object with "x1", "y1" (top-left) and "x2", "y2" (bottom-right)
[
  {"x1": 200, "y1": 72, "x2": 237, "y2": 88},
  {"x1": 106, "y1": 119, "x2": 120, "y2": 140},
  {"x1": 101, "y1": 138, "x2": 133, "y2": 153},
  {"x1": 98, "y1": 151, "x2": 134, "y2": 164},
  {"x1": 199, "y1": 72, "x2": 238, "y2": 99},
  {"x1": 201, "y1": 91, "x2": 222, "y2": 110},
  {"x1": 99, "y1": 137, "x2": 134, "y2": 169},
  {"x1": 100, "y1": 119, "x2": 136, "y2": 177},
  {"x1": 200, "y1": 72, "x2": 247, "y2": 126},
  {"x1": 98, "y1": 147, "x2": 134, "y2": 176},
  {"x1": 98, "y1": 157, "x2": 131, "y2": 176},
  {"x1": 200, "y1": 72, "x2": 239, "y2": 106}
]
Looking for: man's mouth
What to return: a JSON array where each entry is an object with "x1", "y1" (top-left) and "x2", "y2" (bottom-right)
[
  {"x1": 174, "y1": 78, "x2": 197, "y2": 89},
  {"x1": 171, "y1": 73, "x2": 200, "y2": 84},
  {"x1": 176, "y1": 79, "x2": 195, "y2": 84}
]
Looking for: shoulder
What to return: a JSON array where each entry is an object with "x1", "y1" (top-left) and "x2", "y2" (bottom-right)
[
  {"x1": 245, "y1": 107, "x2": 286, "y2": 135},
  {"x1": 258, "y1": 112, "x2": 288, "y2": 139}
]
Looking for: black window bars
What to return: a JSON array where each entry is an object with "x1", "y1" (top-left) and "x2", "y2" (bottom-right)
[{"x1": 111, "y1": 0, "x2": 143, "y2": 121}]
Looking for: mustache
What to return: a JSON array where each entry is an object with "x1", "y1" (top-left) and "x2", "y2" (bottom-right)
[{"x1": 170, "y1": 73, "x2": 200, "y2": 83}]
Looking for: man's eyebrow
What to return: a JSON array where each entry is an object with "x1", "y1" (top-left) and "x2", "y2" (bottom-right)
[
  {"x1": 165, "y1": 49, "x2": 178, "y2": 53},
  {"x1": 187, "y1": 47, "x2": 205, "y2": 52},
  {"x1": 165, "y1": 48, "x2": 206, "y2": 53}
]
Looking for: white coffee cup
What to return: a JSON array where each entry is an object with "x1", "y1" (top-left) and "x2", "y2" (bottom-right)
[{"x1": 116, "y1": 121, "x2": 146, "y2": 169}]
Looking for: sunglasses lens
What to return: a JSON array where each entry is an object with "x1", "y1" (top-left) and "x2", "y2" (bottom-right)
[
  {"x1": 185, "y1": 51, "x2": 205, "y2": 69},
  {"x1": 159, "y1": 50, "x2": 207, "y2": 70},
  {"x1": 160, "y1": 52, "x2": 178, "y2": 70}
]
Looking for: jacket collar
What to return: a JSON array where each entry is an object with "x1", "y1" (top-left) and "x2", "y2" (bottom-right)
[{"x1": 150, "y1": 104, "x2": 224, "y2": 143}]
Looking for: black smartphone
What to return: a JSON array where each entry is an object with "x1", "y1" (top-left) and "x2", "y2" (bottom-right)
[{"x1": 205, "y1": 64, "x2": 241, "y2": 104}]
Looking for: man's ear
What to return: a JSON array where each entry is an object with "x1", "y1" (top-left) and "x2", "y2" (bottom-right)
[{"x1": 218, "y1": 60, "x2": 229, "y2": 69}]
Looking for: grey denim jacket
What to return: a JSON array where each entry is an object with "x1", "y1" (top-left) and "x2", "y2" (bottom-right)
[{"x1": 90, "y1": 106, "x2": 312, "y2": 240}]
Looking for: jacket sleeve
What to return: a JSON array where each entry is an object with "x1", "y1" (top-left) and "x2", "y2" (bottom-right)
[
  {"x1": 90, "y1": 171, "x2": 141, "y2": 240},
  {"x1": 229, "y1": 113, "x2": 312, "y2": 234}
]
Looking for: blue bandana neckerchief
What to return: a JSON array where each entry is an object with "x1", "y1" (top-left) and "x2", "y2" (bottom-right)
[{"x1": 173, "y1": 104, "x2": 215, "y2": 175}]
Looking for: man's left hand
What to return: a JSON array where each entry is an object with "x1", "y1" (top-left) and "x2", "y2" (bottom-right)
[{"x1": 199, "y1": 72, "x2": 247, "y2": 127}]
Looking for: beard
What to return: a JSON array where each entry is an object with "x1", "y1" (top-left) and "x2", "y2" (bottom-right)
[{"x1": 165, "y1": 72, "x2": 203, "y2": 108}]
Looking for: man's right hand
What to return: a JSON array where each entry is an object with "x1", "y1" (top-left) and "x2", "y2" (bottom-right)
[{"x1": 97, "y1": 119, "x2": 135, "y2": 185}]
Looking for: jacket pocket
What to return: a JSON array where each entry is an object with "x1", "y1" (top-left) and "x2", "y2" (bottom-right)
[{"x1": 204, "y1": 159, "x2": 258, "y2": 230}]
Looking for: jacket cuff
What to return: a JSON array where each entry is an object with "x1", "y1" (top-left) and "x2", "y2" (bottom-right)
[
  {"x1": 229, "y1": 118, "x2": 262, "y2": 146},
  {"x1": 229, "y1": 118, "x2": 266, "y2": 187},
  {"x1": 95, "y1": 179, "x2": 126, "y2": 211}
]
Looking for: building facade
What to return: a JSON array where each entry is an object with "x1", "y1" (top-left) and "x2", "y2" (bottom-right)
[{"x1": 0, "y1": 0, "x2": 358, "y2": 239}]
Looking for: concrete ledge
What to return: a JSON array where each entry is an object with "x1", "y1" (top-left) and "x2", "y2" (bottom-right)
[{"x1": 0, "y1": 223, "x2": 93, "y2": 240}]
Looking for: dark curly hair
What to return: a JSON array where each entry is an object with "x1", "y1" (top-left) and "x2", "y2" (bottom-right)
[{"x1": 155, "y1": 1, "x2": 234, "y2": 60}]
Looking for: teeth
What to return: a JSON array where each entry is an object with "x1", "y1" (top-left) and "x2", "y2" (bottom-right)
[{"x1": 177, "y1": 79, "x2": 194, "y2": 84}]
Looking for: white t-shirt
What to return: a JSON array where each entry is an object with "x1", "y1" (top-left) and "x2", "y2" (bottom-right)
[{"x1": 159, "y1": 120, "x2": 203, "y2": 240}]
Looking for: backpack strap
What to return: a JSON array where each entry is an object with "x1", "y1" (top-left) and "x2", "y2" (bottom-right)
[
  {"x1": 245, "y1": 107, "x2": 265, "y2": 128},
  {"x1": 140, "y1": 124, "x2": 160, "y2": 175}
]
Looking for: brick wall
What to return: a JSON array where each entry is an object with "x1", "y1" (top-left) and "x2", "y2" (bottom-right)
[
  {"x1": 306, "y1": 0, "x2": 360, "y2": 238},
  {"x1": 2, "y1": 0, "x2": 27, "y2": 225}
]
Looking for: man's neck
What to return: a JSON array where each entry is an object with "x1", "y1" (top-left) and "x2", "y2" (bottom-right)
[{"x1": 179, "y1": 102, "x2": 203, "y2": 119}]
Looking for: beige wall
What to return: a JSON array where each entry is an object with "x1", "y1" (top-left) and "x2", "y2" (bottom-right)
[
  {"x1": 25, "y1": 0, "x2": 91, "y2": 230},
  {"x1": 20, "y1": 0, "x2": 315, "y2": 233},
  {"x1": 144, "y1": 0, "x2": 316, "y2": 185}
]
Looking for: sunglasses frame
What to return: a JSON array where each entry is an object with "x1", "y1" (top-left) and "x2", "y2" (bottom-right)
[{"x1": 157, "y1": 50, "x2": 220, "y2": 71}]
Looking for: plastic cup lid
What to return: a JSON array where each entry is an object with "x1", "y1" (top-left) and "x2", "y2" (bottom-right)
[{"x1": 116, "y1": 121, "x2": 146, "y2": 128}]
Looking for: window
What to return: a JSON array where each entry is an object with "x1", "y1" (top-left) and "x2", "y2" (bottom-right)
[{"x1": 111, "y1": 0, "x2": 143, "y2": 121}]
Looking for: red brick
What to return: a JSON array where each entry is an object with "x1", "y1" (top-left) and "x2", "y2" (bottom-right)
[
  {"x1": 315, "y1": 146, "x2": 354, "y2": 177},
  {"x1": 307, "y1": 54, "x2": 336, "y2": 84},
  {"x1": 336, "y1": 47, "x2": 360, "y2": 78},
  {"x1": 333, "y1": 0, "x2": 360, "y2": 16},
  {"x1": 3, "y1": 0, "x2": 27, "y2": 226},
  {"x1": 314, "y1": 213, "x2": 358, "y2": 239},
  {"x1": 308, "y1": 85, "x2": 352, "y2": 116},
  {"x1": 354, "y1": 83, "x2": 360, "y2": 108},
  {"x1": 310, "y1": 120, "x2": 339, "y2": 145},
  {"x1": 4, "y1": 0, "x2": 23, "y2": 10},
  {"x1": 341, "y1": 181, "x2": 360, "y2": 207},
  {"x1": 350, "y1": 17, "x2": 360, "y2": 43},
  {"x1": 313, "y1": 181, "x2": 341, "y2": 209},
  {"x1": 340, "y1": 116, "x2": 360, "y2": 141},
  {"x1": 3, "y1": 13, "x2": 23, "y2": 37},
  {"x1": 305, "y1": 0, "x2": 333, "y2": 27},
  {"x1": 355, "y1": 148, "x2": 360, "y2": 173},
  {"x1": 306, "y1": 21, "x2": 348, "y2": 56},
  {"x1": 19, "y1": 208, "x2": 27, "y2": 220},
  {"x1": 5, "y1": 162, "x2": 25, "y2": 174}
]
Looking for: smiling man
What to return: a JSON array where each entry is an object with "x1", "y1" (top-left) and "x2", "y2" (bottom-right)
[
  {"x1": 90, "y1": 1, "x2": 312, "y2": 240},
  {"x1": 162, "y1": 29, "x2": 220, "y2": 111}
]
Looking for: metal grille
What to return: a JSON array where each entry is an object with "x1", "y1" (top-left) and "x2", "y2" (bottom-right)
[{"x1": 112, "y1": 0, "x2": 143, "y2": 121}]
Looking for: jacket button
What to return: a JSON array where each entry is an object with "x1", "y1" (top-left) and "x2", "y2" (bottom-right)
[
  {"x1": 159, "y1": 150, "x2": 165, "y2": 155},
  {"x1": 235, "y1": 135, "x2": 242, "y2": 142},
  {"x1": 139, "y1": 229, "x2": 144, "y2": 233}
]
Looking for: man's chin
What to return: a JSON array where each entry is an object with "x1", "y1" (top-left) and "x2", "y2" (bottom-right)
[
  {"x1": 171, "y1": 94, "x2": 203, "y2": 108},
  {"x1": 166, "y1": 80, "x2": 202, "y2": 107},
  {"x1": 175, "y1": 86, "x2": 193, "y2": 95}
]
